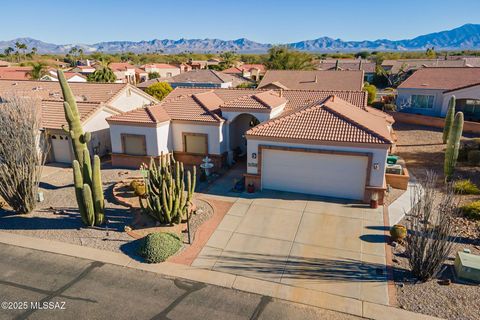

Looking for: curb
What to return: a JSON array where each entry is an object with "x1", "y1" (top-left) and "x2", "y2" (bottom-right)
[{"x1": 0, "y1": 231, "x2": 442, "y2": 320}]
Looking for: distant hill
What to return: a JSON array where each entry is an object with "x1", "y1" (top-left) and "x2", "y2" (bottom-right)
[{"x1": 1, "y1": 24, "x2": 480, "y2": 54}]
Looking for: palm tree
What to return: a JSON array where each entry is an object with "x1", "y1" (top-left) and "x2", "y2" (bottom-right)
[
  {"x1": 88, "y1": 59, "x2": 116, "y2": 83},
  {"x1": 14, "y1": 41, "x2": 27, "y2": 61},
  {"x1": 27, "y1": 62, "x2": 46, "y2": 80},
  {"x1": 4, "y1": 47, "x2": 14, "y2": 61}
]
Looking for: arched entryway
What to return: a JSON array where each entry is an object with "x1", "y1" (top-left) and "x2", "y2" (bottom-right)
[{"x1": 229, "y1": 113, "x2": 260, "y2": 160}]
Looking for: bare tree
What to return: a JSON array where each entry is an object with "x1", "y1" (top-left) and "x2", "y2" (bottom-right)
[
  {"x1": 0, "y1": 95, "x2": 48, "y2": 214},
  {"x1": 406, "y1": 171, "x2": 458, "y2": 281}
]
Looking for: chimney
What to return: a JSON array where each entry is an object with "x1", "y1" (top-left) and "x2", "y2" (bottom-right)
[
  {"x1": 314, "y1": 75, "x2": 318, "y2": 83},
  {"x1": 279, "y1": 88, "x2": 283, "y2": 97}
]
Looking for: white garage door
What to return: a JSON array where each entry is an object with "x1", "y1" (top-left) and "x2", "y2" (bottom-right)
[
  {"x1": 261, "y1": 149, "x2": 368, "y2": 200},
  {"x1": 51, "y1": 135, "x2": 73, "y2": 163}
]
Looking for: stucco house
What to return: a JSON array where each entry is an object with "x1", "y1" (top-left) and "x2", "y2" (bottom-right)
[
  {"x1": 315, "y1": 59, "x2": 376, "y2": 83},
  {"x1": 223, "y1": 64, "x2": 267, "y2": 81},
  {"x1": 0, "y1": 79, "x2": 158, "y2": 163},
  {"x1": 137, "y1": 70, "x2": 250, "y2": 89},
  {"x1": 142, "y1": 64, "x2": 181, "y2": 78},
  {"x1": 258, "y1": 70, "x2": 364, "y2": 91},
  {"x1": 109, "y1": 62, "x2": 137, "y2": 84},
  {"x1": 107, "y1": 87, "x2": 394, "y2": 203},
  {"x1": 41, "y1": 70, "x2": 87, "y2": 82},
  {"x1": 396, "y1": 67, "x2": 480, "y2": 119}
]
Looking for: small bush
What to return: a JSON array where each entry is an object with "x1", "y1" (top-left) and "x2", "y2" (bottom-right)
[
  {"x1": 371, "y1": 101, "x2": 384, "y2": 110},
  {"x1": 453, "y1": 179, "x2": 480, "y2": 195},
  {"x1": 460, "y1": 201, "x2": 480, "y2": 220},
  {"x1": 383, "y1": 104, "x2": 397, "y2": 111},
  {"x1": 138, "y1": 232, "x2": 182, "y2": 263},
  {"x1": 467, "y1": 150, "x2": 480, "y2": 165},
  {"x1": 130, "y1": 180, "x2": 146, "y2": 196}
]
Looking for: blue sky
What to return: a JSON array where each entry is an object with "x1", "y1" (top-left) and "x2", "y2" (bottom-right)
[{"x1": 1, "y1": 0, "x2": 479, "y2": 44}]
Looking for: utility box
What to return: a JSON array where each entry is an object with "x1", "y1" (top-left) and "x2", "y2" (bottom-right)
[{"x1": 454, "y1": 251, "x2": 480, "y2": 283}]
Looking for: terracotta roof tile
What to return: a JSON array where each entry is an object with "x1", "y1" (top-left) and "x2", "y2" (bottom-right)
[
  {"x1": 107, "y1": 105, "x2": 170, "y2": 125},
  {"x1": 41, "y1": 100, "x2": 101, "y2": 130},
  {"x1": 258, "y1": 70, "x2": 364, "y2": 91},
  {"x1": 246, "y1": 96, "x2": 392, "y2": 145},
  {"x1": 0, "y1": 79, "x2": 130, "y2": 103},
  {"x1": 397, "y1": 67, "x2": 480, "y2": 91}
]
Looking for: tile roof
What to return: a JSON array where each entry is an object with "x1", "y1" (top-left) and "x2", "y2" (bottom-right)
[
  {"x1": 143, "y1": 63, "x2": 179, "y2": 69},
  {"x1": 109, "y1": 62, "x2": 136, "y2": 71},
  {"x1": 41, "y1": 100, "x2": 102, "y2": 130},
  {"x1": 381, "y1": 59, "x2": 472, "y2": 73},
  {"x1": 0, "y1": 66, "x2": 32, "y2": 80},
  {"x1": 258, "y1": 70, "x2": 364, "y2": 91},
  {"x1": 107, "y1": 105, "x2": 170, "y2": 125},
  {"x1": 316, "y1": 60, "x2": 376, "y2": 73},
  {"x1": 109, "y1": 87, "x2": 367, "y2": 125},
  {"x1": 224, "y1": 64, "x2": 266, "y2": 74},
  {"x1": 397, "y1": 67, "x2": 480, "y2": 91},
  {"x1": 0, "y1": 79, "x2": 130, "y2": 103},
  {"x1": 246, "y1": 96, "x2": 392, "y2": 145}
]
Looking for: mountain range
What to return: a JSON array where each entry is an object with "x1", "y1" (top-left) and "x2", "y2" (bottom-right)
[{"x1": 1, "y1": 24, "x2": 480, "y2": 54}]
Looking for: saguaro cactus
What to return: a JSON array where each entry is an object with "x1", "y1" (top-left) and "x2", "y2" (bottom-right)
[
  {"x1": 444, "y1": 111, "x2": 464, "y2": 181},
  {"x1": 140, "y1": 153, "x2": 196, "y2": 225},
  {"x1": 58, "y1": 70, "x2": 105, "y2": 226},
  {"x1": 442, "y1": 96, "x2": 456, "y2": 144}
]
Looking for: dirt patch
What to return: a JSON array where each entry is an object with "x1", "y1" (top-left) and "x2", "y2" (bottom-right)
[{"x1": 391, "y1": 123, "x2": 480, "y2": 320}]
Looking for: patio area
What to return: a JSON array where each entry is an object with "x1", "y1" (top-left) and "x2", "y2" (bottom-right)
[{"x1": 193, "y1": 192, "x2": 390, "y2": 305}]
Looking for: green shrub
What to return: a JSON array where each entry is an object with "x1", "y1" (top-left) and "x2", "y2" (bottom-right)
[
  {"x1": 467, "y1": 150, "x2": 480, "y2": 165},
  {"x1": 383, "y1": 104, "x2": 397, "y2": 111},
  {"x1": 371, "y1": 101, "x2": 384, "y2": 110},
  {"x1": 460, "y1": 201, "x2": 480, "y2": 220},
  {"x1": 363, "y1": 84, "x2": 377, "y2": 105},
  {"x1": 453, "y1": 179, "x2": 480, "y2": 194},
  {"x1": 138, "y1": 232, "x2": 182, "y2": 263}
]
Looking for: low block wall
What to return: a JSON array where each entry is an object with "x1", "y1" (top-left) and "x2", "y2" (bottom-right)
[
  {"x1": 111, "y1": 153, "x2": 159, "y2": 169},
  {"x1": 173, "y1": 152, "x2": 227, "y2": 171},
  {"x1": 389, "y1": 112, "x2": 480, "y2": 134},
  {"x1": 385, "y1": 167, "x2": 410, "y2": 190},
  {"x1": 244, "y1": 173, "x2": 261, "y2": 190}
]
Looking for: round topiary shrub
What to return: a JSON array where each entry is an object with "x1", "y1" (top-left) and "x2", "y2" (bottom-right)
[{"x1": 138, "y1": 232, "x2": 182, "y2": 263}]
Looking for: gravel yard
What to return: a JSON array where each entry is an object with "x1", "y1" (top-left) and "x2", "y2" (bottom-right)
[{"x1": 392, "y1": 122, "x2": 480, "y2": 320}]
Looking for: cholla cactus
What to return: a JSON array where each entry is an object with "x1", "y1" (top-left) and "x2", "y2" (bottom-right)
[
  {"x1": 442, "y1": 96, "x2": 455, "y2": 144},
  {"x1": 444, "y1": 112, "x2": 464, "y2": 181},
  {"x1": 58, "y1": 70, "x2": 104, "y2": 226},
  {"x1": 140, "y1": 153, "x2": 196, "y2": 224}
]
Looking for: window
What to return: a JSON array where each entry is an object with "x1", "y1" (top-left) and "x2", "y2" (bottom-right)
[
  {"x1": 410, "y1": 95, "x2": 434, "y2": 109},
  {"x1": 166, "y1": 72, "x2": 172, "y2": 77},
  {"x1": 456, "y1": 99, "x2": 480, "y2": 121},
  {"x1": 121, "y1": 134, "x2": 147, "y2": 156},
  {"x1": 183, "y1": 133, "x2": 208, "y2": 154}
]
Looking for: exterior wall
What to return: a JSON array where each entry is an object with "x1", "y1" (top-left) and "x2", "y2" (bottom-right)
[
  {"x1": 170, "y1": 122, "x2": 223, "y2": 155},
  {"x1": 220, "y1": 82, "x2": 233, "y2": 88},
  {"x1": 385, "y1": 167, "x2": 410, "y2": 190},
  {"x1": 441, "y1": 85, "x2": 480, "y2": 116},
  {"x1": 145, "y1": 67, "x2": 180, "y2": 78},
  {"x1": 388, "y1": 112, "x2": 480, "y2": 134},
  {"x1": 246, "y1": 138, "x2": 389, "y2": 188},
  {"x1": 396, "y1": 88, "x2": 444, "y2": 116},
  {"x1": 83, "y1": 110, "x2": 115, "y2": 156},
  {"x1": 109, "y1": 89, "x2": 154, "y2": 112},
  {"x1": 110, "y1": 124, "x2": 162, "y2": 156}
]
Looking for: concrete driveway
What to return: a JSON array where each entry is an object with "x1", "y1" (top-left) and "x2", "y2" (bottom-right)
[{"x1": 193, "y1": 192, "x2": 389, "y2": 305}]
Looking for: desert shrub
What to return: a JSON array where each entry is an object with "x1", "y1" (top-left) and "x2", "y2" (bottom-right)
[
  {"x1": 460, "y1": 201, "x2": 480, "y2": 220},
  {"x1": 406, "y1": 171, "x2": 458, "y2": 281},
  {"x1": 383, "y1": 104, "x2": 397, "y2": 111},
  {"x1": 130, "y1": 180, "x2": 146, "y2": 196},
  {"x1": 467, "y1": 150, "x2": 480, "y2": 165},
  {"x1": 138, "y1": 232, "x2": 182, "y2": 263},
  {"x1": 453, "y1": 179, "x2": 480, "y2": 195},
  {"x1": 363, "y1": 84, "x2": 377, "y2": 105}
]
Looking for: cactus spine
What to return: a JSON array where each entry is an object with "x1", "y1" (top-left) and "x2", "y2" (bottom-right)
[
  {"x1": 444, "y1": 111, "x2": 464, "y2": 181},
  {"x1": 442, "y1": 96, "x2": 455, "y2": 144},
  {"x1": 140, "y1": 153, "x2": 196, "y2": 225},
  {"x1": 58, "y1": 70, "x2": 105, "y2": 226}
]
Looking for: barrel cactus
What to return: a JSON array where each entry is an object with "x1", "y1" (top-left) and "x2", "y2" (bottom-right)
[
  {"x1": 444, "y1": 112, "x2": 464, "y2": 181},
  {"x1": 140, "y1": 153, "x2": 196, "y2": 225},
  {"x1": 442, "y1": 96, "x2": 456, "y2": 144},
  {"x1": 58, "y1": 70, "x2": 105, "y2": 226}
]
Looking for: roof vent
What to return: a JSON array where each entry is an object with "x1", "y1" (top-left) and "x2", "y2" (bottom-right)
[
  {"x1": 32, "y1": 86, "x2": 42, "y2": 91},
  {"x1": 75, "y1": 95, "x2": 88, "y2": 102}
]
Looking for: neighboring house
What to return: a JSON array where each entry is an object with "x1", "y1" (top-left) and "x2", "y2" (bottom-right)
[
  {"x1": 137, "y1": 70, "x2": 250, "y2": 89},
  {"x1": 188, "y1": 59, "x2": 221, "y2": 70},
  {"x1": 315, "y1": 59, "x2": 376, "y2": 82},
  {"x1": 223, "y1": 64, "x2": 266, "y2": 81},
  {"x1": 0, "y1": 79, "x2": 158, "y2": 163},
  {"x1": 142, "y1": 64, "x2": 181, "y2": 78},
  {"x1": 71, "y1": 65, "x2": 96, "y2": 75},
  {"x1": 396, "y1": 67, "x2": 480, "y2": 119},
  {"x1": 41, "y1": 70, "x2": 87, "y2": 82},
  {"x1": 0, "y1": 66, "x2": 32, "y2": 80},
  {"x1": 106, "y1": 86, "x2": 393, "y2": 203},
  {"x1": 109, "y1": 62, "x2": 137, "y2": 84},
  {"x1": 380, "y1": 58, "x2": 480, "y2": 74},
  {"x1": 258, "y1": 70, "x2": 364, "y2": 91},
  {"x1": 135, "y1": 68, "x2": 148, "y2": 83}
]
